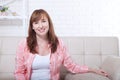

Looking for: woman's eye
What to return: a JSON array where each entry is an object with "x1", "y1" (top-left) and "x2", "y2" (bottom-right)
[
  {"x1": 42, "y1": 20, "x2": 46, "y2": 22},
  {"x1": 33, "y1": 22, "x2": 38, "y2": 24}
]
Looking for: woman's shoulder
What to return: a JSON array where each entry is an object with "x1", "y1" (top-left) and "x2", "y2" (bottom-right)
[
  {"x1": 18, "y1": 38, "x2": 27, "y2": 46},
  {"x1": 58, "y1": 37, "x2": 63, "y2": 44},
  {"x1": 57, "y1": 37, "x2": 66, "y2": 47},
  {"x1": 16, "y1": 38, "x2": 28, "y2": 51}
]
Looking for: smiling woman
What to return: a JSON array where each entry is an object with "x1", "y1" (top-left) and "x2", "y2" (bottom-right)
[
  {"x1": 32, "y1": 14, "x2": 49, "y2": 37},
  {"x1": 14, "y1": 9, "x2": 109, "y2": 80}
]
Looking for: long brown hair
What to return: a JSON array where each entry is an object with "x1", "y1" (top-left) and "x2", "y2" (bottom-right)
[{"x1": 27, "y1": 9, "x2": 59, "y2": 54}]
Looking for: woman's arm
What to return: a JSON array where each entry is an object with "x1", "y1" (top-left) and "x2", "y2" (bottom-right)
[
  {"x1": 14, "y1": 40, "x2": 26, "y2": 80},
  {"x1": 62, "y1": 43, "x2": 108, "y2": 77},
  {"x1": 62, "y1": 45, "x2": 88, "y2": 73}
]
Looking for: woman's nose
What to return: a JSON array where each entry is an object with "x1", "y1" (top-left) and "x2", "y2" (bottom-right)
[{"x1": 38, "y1": 23, "x2": 42, "y2": 28}]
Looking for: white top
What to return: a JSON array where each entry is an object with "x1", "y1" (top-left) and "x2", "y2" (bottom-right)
[{"x1": 30, "y1": 54, "x2": 50, "y2": 80}]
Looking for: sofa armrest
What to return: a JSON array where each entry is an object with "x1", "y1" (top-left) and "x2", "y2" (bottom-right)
[{"x1": 100, "y1": 56, "x2": 120, "y2": 80}]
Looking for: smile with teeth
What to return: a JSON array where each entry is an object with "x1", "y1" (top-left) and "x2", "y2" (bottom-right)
[{"x1": 38, "y1": 28, "x2": 45, "y2": 33}]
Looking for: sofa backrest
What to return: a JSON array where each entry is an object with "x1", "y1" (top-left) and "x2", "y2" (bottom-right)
[
  {"x1": 60, "y1": 37, "x2": 119, "y2": 79},
  {"x1": 0, "y1": 36, "x2": 119, "y2": 80}
]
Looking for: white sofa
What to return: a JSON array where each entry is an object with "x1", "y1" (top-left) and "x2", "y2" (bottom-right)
[
  {"x1": 65, "y1": 56, "x2": 120, "y2": 80},
  {"x1": 0, "y1": 36, "x2": 120, "y2": 80}
]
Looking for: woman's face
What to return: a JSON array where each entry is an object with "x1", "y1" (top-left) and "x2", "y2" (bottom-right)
[{"x1": 32, "y1": 15, "x2": 49, "y2": 37}]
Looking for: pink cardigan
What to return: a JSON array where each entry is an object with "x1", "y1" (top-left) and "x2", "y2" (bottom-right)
[{"x1": 14, "y1": 38, "x2": 88, "y2": 80}]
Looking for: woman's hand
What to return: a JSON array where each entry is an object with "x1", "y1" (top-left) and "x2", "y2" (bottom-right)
[{"x1": 88, "y1": 68, "x2": 108, "y2": 77}]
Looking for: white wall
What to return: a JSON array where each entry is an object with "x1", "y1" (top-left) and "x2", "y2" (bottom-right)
[
  {"x1": 0, "y1": 0, "x2": 120, "y2": 38},
  {"x1": 29, "y1": 0, "x2": 120, "y2": 37}
]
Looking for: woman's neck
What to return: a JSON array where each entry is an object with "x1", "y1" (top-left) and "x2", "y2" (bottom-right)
[
  {"x1": 36, "y1": 35, "x2": 48, "y2": 45},
  {"x1": 36, "y1": 35, "x2": 50, "y2": 55}
]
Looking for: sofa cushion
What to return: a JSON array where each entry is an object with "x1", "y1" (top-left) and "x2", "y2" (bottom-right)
[
  {"x1": 65, "y1": 73, "x2": 110, "y2": 80},
  {"x1": 100, "y1": 56, "x2": 120, "y2": 80}
]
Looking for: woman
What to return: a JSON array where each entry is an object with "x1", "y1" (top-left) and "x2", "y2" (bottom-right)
[{"x1": 14, "y1": 9, "x2": 108, "y2": 80}]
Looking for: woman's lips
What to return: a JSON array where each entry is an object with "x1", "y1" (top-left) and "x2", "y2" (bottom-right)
[{"x1": 38, "y1": 28, "x2": 45, "y2": 33}]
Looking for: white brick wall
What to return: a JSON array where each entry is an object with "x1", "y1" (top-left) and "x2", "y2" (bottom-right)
[
  {"x1": 28, "y1": 0, "x2": 120, "y2": 37},
  {"x1": 0, "y1": 0, "x2": 120, "y2": 37}
]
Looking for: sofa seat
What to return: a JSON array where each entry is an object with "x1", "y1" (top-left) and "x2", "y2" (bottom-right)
[
  {"x1": 65, "y1": 73, "x2": 110, "y2": 80},
  {"x1": 64, "y1": 56, "x2": 120, "y2": 80}
]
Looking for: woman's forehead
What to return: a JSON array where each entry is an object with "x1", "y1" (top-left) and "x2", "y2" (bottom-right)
[
  {"x1": 33, "y1": 14, "x2": 48, "y2": 22},
  {"x1": 40, "y1": 14, "x2": 48, "y2": 20}
]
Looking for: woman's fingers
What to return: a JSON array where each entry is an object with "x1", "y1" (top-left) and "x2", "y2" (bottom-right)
[
  {"x1": 98, "y1": 70, "x2": 108, "y2": 77},
  {"x1": 94, "y1": 69, "x2": 107, "y2": 77},
  {"x1": 88, "y1": 68, "x2": 109, "y2": 77},
  {"x1": 99, "y1": 69, "x2": 109, "y2": 77}
]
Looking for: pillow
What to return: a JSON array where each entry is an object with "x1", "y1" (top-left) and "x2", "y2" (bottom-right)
[{"x1": 100, "y1": 56, "x2": 120, "y2": 80}]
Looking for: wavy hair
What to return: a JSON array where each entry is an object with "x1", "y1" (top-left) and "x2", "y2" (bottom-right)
[{"x1": 27, "y1": 9, "x2": 58, "y2": 54}]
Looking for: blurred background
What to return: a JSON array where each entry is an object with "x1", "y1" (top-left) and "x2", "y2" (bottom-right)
[{"x1": 0, "y1": 0, "x2": 120, "y2": 41}]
